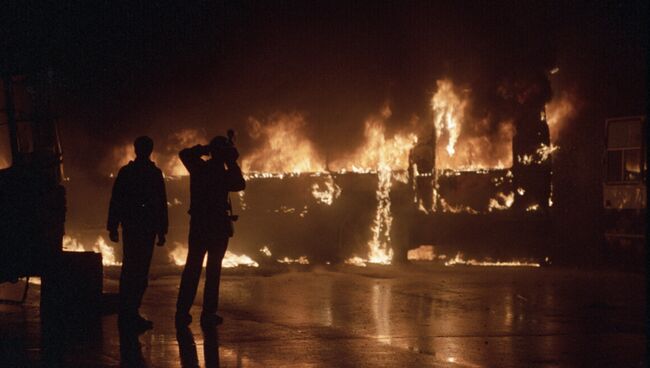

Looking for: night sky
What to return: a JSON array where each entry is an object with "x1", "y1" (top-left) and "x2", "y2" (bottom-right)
[{"x1": 2, "y1": 1, "x2": 647, "y2": 258}]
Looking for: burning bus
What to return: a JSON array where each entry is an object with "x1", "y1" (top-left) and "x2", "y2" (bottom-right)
[
  {"x1": 158, "y1": 79, "x2": 557, "y2": 267},
  {"x1": 60, "y1": 77, "x2": 562, "y2": 269}
]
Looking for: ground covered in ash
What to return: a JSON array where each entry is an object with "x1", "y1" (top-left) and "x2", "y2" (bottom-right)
[{"x1": 0, "y1": 265, "x2": 645, "y2": 367}]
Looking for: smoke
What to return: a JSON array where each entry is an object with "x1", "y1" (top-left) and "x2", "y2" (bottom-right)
[{"x1": 33, "y1": 1, "x2": 641, "y2": 180}]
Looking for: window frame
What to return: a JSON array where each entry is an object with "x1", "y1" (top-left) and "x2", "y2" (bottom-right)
[{"x1": 605, "y1": 117, "x2": 645, "y2": 185}]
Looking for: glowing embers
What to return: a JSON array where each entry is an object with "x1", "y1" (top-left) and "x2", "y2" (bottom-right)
[
  {"x1": 277, "y1": 256, "x2": 310, "y2": 265},
  {"x1": 405, "y1": 246, "x2": 541, "y2": 268},
  {"x1": 444, "y1": 253, "x2": 540, "y2": 268},
  {"x1": 259, "y1": 246, "x2": 272, "y2": 257},
  {"x1": 439, "y1": 198, "x2": 480, "y2": 214},
  {"x1": 488, "y1": 192, "x2": 515, "y2": 212},
  {"x1": 62, "y1": 235, "x2": 121, "y2": 266},
  {"x1": 406, "y1": 245, "x2": 436, "y2": 261},
  {"x1": 526, "y1": 203, "x2": 540, "y2": 212},
  {"x1": 517, "y1": 143, "x2": 559, "y2": 166},
  {"x1": 311, "y1": 174, "x2": 341, "y2": 205}
]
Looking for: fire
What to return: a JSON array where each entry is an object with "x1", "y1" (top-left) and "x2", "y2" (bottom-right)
[
  {"x1": 536, "y1": 143, "x2": 559, "y2": 161},
  {"x1": 407, "y1": 245, "x2": 435, "y2": 261},
  {"x1": 311, "y1": 174, "x2": 341, "y2": 205},
  {"x1": 109, "y1": 144, "x2": 135, "y2": 174},
  {"x1": 432, "y1": 80, "x2": 465, "y2": 157},
  {"x1": 526, "y1": 204, "x2": 540, "y2": 212},
  {"x1": 332, "y1": 107, "x2": 417, "y2": 265},
  {"x1": 222, "y1": 251, "x2": 259, "y2": 268},
  {"x1": 345, "y1": 256, "x2": 368, "y2": 267},
  {"x1": 168, "y1": 242, "x2": 259, "y2": 268},
  {"x1": 62, "y1": 235, "x2": 85, "y2": 252},
  {"x1": 95, "y1": 236, "x2": 120, "y2": 266},
  {"x1": 432, "y1": 80, "x2": 514, "y2": 170},
  {"x1": 366, "y1": 166, "x2": 394, "y2": 264},
  {"x1": 444, "y1": 252, "x2": 540, "y2": 267},
  {"x1": 545, "y1": 91, "x2": 578, "y2": 142},
  {"x1": 330, "y1": 106, "x2": 418, "y2": 172},
  {"x1": 277, "y1": 256, "x2": 310, "y2": 265},
  {"x1": 62, "y1": 235, "x2": 121, "y2": 266},
  {"x1": 518, "y1": 143, "x2": 559, "y2": 166},
  {"x1": 242, "y1": 113, "x2": 325, "y2": 173},
  {"x1": 104, "y1": 129, "x2": 208, "y2": 177},
  {"x1": 488, "y1": 192, "x2": 515, "y2": 211},
  {"x1": 164, "y1": 129, "x2": 208, "y2": 176},
  {"x1": 439, "y1": 198, "x2": 480, "y2": 214}
]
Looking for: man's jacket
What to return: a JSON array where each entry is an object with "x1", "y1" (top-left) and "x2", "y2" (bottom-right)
[
  {"x1": 179, "y1": 146, "x2": 246, "y2": 234},
  {"x1": 107, "y1": 159, "x2": 168, "y2": 235}
]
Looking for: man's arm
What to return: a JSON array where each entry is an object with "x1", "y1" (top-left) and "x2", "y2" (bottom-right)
[
  {"x1": 156, "y1": 168, "x2": 168, "y2": 245},
  {"x1": 179, "y1": 145, "x2": 208, "y2": 174},
  {"x1": 107, "y1": 168, "x2": 125, "y2": 241},
  {"x1": 225, "y1": 161, "x2": 246, "y2": 192}
]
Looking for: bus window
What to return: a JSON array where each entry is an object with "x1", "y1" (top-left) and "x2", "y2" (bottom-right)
[
  {"x1": 606, "y1": 150, "x2": 622, "y2": 182},
  {"x1": 624, "y1": 149, "x2": 641, "y2": 181},
  {"x1": 606, "y1": 118, "x2": 643, "y2": 183},
  {"x1": 607, "y1": 119, "x2": 641, "y2": 149}
]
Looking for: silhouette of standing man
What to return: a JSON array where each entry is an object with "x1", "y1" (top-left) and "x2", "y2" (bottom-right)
[
  {"x1": 108, "y1": 136, "x2": 168, "y2": 330},
  {"x1": 175, "y1": 134, "x2": 245, "y2": 327}
]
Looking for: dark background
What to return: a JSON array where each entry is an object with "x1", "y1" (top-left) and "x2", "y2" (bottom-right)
[{"x1": 1, "y1": 1, "x2": 647, "y2": 263}]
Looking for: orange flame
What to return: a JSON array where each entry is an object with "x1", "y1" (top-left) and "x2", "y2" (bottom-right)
[
  {"x1": 545, "y1": 91, "x2": 578, "y2": 143},
  {"x1": 432, "y1": 79, "x2": 514, "y2": 170},
  {"x1": 444, "y1": 252, "x2": 540, "y2": 267},
  {"x1": 242, "y1": 113, "x2": 325, "y2": 173},
  {"x1": 331, "y1": 107, "x2": 417, "y2": 172},
  {"x1": 169, "y1": 242, "x2": 259, "y2": 268},
  {"x1": 62, "y1": 235, "x2": 121, "y2": 266}
]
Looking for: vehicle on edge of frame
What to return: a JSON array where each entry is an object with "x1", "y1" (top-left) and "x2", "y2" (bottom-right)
[
  {"x1": 602, "y1": 116, "x2": 646, "y2": 269},
  {"x1": 0, "y1": 72, "x2": 102, "y2": 316}
]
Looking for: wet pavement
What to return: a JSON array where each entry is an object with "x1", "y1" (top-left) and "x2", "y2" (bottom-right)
[{"x1": 0, "y1": 265, "x2": 645, "y2": 367}]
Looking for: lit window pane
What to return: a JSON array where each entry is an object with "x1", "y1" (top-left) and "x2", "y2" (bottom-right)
[
  {"x1": 624, "y1": 149, "x2": 641, "y2": 181},
  {"x1": 0, "y1": 123, "x2": 11, "y2": 169}
]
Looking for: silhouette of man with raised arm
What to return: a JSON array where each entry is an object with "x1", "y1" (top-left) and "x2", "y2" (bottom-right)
[
  {"x1": 107, "y1": 136, "x2": 168, "y2": 330},
  {"x1": 175, "y1": 134, "x2": 245, "y2": 328}
]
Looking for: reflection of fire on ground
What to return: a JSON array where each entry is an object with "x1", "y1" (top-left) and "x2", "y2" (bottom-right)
[{"x1": 97, "y1": 77, "x2": 575, "y2": 268}]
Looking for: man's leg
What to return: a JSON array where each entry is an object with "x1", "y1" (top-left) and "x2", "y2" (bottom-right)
[
  {"x1": 119, "y1": 231, "x2": 139, "y2": 318},
  {"x1": 120, "y1": 230, "x2": 155, "y2": 324},
  {"x1": 131, "y1": 232, "x2": 155, "y2": 313},
  {"x1": 202, "y1": 238, "x2": 228, "y2": 317},
  {"x1": 176, "y1": 233, "x2": 207, "y2": 320}
]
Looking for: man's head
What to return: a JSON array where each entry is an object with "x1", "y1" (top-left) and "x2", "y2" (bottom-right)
[
  {"x1": 208, "y1": 135, "x2": 238, "y2": 163},
  {"x1": 134, "y1": 136, "x2": 154, "y2": 159}
]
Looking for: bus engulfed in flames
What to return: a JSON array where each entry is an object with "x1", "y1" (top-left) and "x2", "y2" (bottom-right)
[{"x1": 83, "y1": 77, "x2": 574, "y2": 269}]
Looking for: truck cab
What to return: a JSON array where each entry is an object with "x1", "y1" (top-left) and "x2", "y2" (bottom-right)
[{"x1": 0, "y1": 74, "x2": 66, "y2": 282}]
